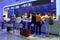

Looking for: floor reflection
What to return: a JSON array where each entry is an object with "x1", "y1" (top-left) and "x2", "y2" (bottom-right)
[{"x1": 0, "y1": 30, "x2": 59, "y2": 40}]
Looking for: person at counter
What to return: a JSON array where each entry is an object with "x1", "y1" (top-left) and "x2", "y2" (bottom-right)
[
  {"x1": 45, "y1": 13, "x2": 50, "y2": 37},
  {"x1": 11, "y1": 14, "x2": 16, "y2": 31},
  {"x1": 31, "y1": 13, "x2": 36, "y2": 34},
  {"x1": 22, "y1": 13, "x2": 28, "y2": 28},
  {"x1": 36, "y1": 13, "x2": 43, "y2": 35},
  {"x1": 45, "y1": 13, "x2": 55, "y2": 37},
  {"x1": 1, "y1": 15, "x2": 6, "y2": 29},
  {"x1": 28, "y1": 13, "x2": 32, "y2": 30},
  {"x1": 16, "y1": 16, "x2": 21, "y2": 30}
]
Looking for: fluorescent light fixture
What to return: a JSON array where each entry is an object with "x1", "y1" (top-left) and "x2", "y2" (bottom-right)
[
  {"x1": 15, "y1": 6, "x2": 19, "y2": 8},
  {"x1": 30, "y1": 0, "x2": 37, "y2": 1},
  {"x1": 4, "y1": 7, "x2": 10, "y2": 11},
  {"x1": 51, "y1": 0, "x2": 54, "y2": 2},
  {"x1": 11, "y1": 7, "x2": 14, "y2": 9},
  {"x1": 28, "y1": 3, "x2": 32, "y2": 6}
]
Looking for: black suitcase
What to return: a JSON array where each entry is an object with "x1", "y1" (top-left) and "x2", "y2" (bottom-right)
[
  {"x1": 20, "y1": 28, "x2": 30, "y2": 37},
  {"x1": 7, "y1": 27, "x2": 11, "y2": 32}
]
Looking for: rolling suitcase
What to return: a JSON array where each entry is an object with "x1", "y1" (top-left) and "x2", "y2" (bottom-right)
[
  {"x1": 7, "y1": 27, "x2": 11, "y2": 32},
  {"x1": 20, "y1": 28, "x2": 30, "y2": 37}
]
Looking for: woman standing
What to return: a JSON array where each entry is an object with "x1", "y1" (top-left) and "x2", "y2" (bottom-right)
[{"x1": 28, "y1": 13, "x2": 32, "y2": 30}]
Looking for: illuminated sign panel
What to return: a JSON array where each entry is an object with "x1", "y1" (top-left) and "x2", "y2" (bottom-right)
[{"x1": 20, "y1": 3, "x2": 32, "y2": 7}]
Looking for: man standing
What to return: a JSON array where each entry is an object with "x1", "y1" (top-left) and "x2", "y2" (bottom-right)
[
  {"x1": 36, "y1": 13, "x2": 42, "y2": 35},
  {"x1": 31, "y1": 13, "x2": 36, "y2": 34}
]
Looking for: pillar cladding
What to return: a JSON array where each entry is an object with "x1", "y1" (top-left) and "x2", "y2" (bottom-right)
[{"x1": 56, "y1": 0, "x2": 60, "y2": 20}]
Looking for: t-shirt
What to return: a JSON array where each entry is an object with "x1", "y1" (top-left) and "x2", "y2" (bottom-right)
[
  {"x1": 41, "y1": 16, "x2": 45, "y2": 21},
  {"x1": 22, "y1": 16, "x2": 27, "y2": 22},
  {"x1": 28, "y1": 17, "x2": 32, "y2": 22},
  {"x1": 16, "y1": 17, "x2": 21, "y2": 23},
  {"x1": 36, "y1": 15, "x2": 42, "y2": 22}
]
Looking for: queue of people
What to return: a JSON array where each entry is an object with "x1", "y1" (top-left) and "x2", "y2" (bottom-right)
[{"x1": 1, "y1": 12, "x2": 56, "y2": 37}]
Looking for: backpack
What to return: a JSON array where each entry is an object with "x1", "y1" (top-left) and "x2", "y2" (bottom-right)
[{"x1": 49, "y1": 17, "x2": 54, "y2": 25}]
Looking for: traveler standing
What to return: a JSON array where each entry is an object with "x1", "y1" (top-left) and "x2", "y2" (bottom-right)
[
  {"x1": 16, "y1": 16, "x2": 21, "y2": 30},
  {"x1": 11, "y1": 14, "x2": 16, "y2": 32},
  {"x1": 28, "y1": 13, "x2": 32, "y2": 30},
  {"x1": 31, "y1": 13, "x2": 36, "y2": 34},
  {"x1": 22, "y1": 13, "x2": 28, "y2": 28},
  {"x1": 36, "y1": 13, "x2": 42, "y2": 35}
]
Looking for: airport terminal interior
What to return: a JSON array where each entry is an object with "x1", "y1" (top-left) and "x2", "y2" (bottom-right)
[{"x1": 0, "y1": 0, "x2": 60, "y2": 40}]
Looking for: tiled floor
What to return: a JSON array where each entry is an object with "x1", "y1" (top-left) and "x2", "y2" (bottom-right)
[{"x1": 0, "y1": 29, "x2": 59, "y2": 40}]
